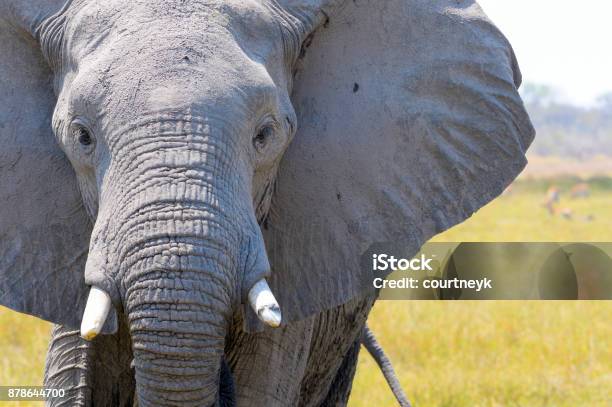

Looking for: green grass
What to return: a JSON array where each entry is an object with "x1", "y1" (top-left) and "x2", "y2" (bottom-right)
[
  {"x1": 0, "y1": 310, "x2": 50, "y2": 407},
  {"x1": 1, "y1": 177, "x2": 611, "y2": 406},
  {"x1": 350, "y1": 177, "x2": 612, "y2": 406},
  {"x1": 351, "y1": 302, "x2": 612, "y2": 407}
]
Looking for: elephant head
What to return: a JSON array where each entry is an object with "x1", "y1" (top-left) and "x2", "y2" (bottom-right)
[{"x1": 0, "y1": 0, "x2": 534, "y2": 404}]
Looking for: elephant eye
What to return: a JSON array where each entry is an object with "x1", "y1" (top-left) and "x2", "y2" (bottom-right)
[
  {"x1": 71, "y1": 120, "x2": 95, "y2": 153},
  {"x1": 77, "y1": 128, "x2": 92, "y2": 146},
  {"x1": 253, "y1": 125, "x2": 275, "y2": 153}
]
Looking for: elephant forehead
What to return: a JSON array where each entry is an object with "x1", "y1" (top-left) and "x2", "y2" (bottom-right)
[
  {"x1": 88, "y1": 56, "x2": 277, "y2": 126},
  {"x1": 62, "y1": 2, "x2": 285, "y2": 114},
  {"x1": 66, "y1": 0, "x2": 283, "y2": 66},
  {"x1": 143, "y1": 77, "x2": 255, "y2": 115}
]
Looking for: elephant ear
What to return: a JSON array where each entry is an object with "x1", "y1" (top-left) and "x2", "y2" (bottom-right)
[
  {"x1": 264, "y1": 0, "x2": 534, "y2": 324},
  {"x1": 0, "y1": 7, "x2": 116, "y2": 332}
]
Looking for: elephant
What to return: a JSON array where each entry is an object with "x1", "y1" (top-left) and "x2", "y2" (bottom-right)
[{"x1": 0, "y1": 0, "x2": 534, "y2": 406}]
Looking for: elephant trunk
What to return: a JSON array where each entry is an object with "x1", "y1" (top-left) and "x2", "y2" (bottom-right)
[
  {"x1": 79, "y1": 123, "x2": 275, "y2": 405},
  {"x1": 123, "y1": 208, "x2": 236, "y2": 406}
]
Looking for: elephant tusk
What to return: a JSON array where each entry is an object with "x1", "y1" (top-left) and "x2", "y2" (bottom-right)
[
  {"x1": 248, "y1": 279, "x2": 282, "y2": 328},
  {"x1": 80, "y1": 286, "x2": 112, "y2": 341}
]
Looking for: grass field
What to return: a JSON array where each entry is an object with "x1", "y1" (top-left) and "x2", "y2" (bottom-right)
[
  {"x1": 1, "y1": 176, "x2": 611, "y2": 406},
  {"x1": 351, "y1": 176, "x2": 612, "y2": 407}
]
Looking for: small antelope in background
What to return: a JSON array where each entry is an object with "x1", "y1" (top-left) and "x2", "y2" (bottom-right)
[
  {"x1": 543, "y1": 185, "x2": 561, "y2": 215},
  {"x1": 570, "y1": 182, "x2": 590, "y2": 198}
]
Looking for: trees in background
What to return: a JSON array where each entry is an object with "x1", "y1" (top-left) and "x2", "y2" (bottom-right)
[{"x1": 522, "y1": 84, "x2": 612, "y2": 158}]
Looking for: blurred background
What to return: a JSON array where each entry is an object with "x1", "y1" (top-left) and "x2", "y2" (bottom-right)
[{"x1": 1, "y1": 1, "x2": 611, "y2": 406}]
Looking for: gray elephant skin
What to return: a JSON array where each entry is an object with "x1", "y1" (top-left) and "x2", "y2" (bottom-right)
[{"x1": 0, "y1": 0, "x2": 534, "y2": 406}]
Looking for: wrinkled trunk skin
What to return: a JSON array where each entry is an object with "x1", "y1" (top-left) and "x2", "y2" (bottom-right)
[
  {"x1": 126, "y1": 234, "x2": 232, "y2": 406},
  {"x1": 89, "y1": 121, "x2": 251, "y2": 406}
]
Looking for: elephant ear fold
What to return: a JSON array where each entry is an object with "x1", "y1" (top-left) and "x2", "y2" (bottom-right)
[
  {"x1": 0, "y1": 18, "x2": 115, "y2": 332},
  {"x1": 264, "y1": 1, "x2": 534, "y2": 323}
]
